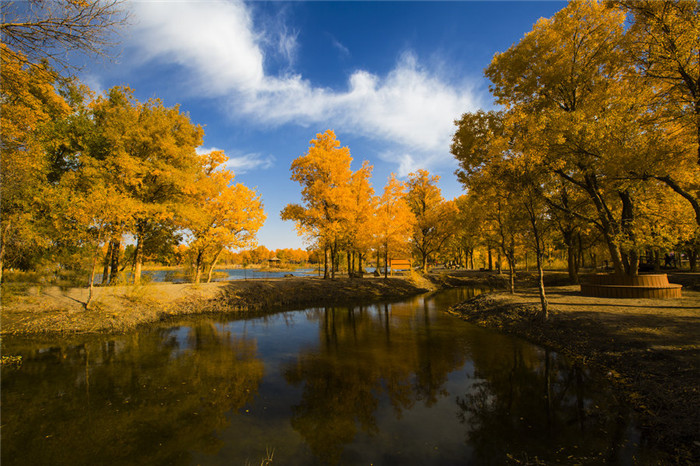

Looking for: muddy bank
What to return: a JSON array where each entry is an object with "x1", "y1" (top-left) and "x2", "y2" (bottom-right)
[
  {"x1": 1, "y1": 277, "x2": 430, "y2": 336},
  {"x1": 448, "y1": 286, "x2": 700, "y2": 463}
]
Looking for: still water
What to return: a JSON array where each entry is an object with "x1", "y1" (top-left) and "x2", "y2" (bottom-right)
[
  {"x1": 2, "y1": 288, "x2": 651, "y2": 465},
  {"x1": 104, "y1": 267, "x2": 316, "y2": 284}
]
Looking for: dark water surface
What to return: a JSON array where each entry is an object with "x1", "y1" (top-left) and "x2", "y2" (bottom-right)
[{"x1": 2, "y1": 288, "x2": 653, "y2": 465}]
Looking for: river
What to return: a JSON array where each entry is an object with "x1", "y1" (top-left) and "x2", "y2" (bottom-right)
[{"x1": 1, "y1": 288, "x2": 654, "y2": 465}]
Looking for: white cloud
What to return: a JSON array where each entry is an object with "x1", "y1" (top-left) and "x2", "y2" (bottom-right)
[
  {"x1": 225, "y1": 152, "x2": 275, "y2": 174},
  {"x1": 129, "y1": 0, "x2": 480, "y2": 171},
  {"x1": 196, "y1": 146, "x2": 274, "y2": 174}
]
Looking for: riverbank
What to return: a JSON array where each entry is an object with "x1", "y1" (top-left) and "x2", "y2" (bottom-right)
[
  {"x1": 448, "y1": 281, "x2": 700, "y2": 463},
  {"x1": 1, "y1": 275, "x2": 442, "y2": 336}
]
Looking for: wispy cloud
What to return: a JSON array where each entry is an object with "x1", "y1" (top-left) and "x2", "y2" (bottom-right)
[
  {"x1": 197, "y1": 146, "x2": 275, "y2": 175},
  {"x1": 129, "y1": 0, "x2": 480, "y2": 172},
  {"x1": 329, "y1": 34, "x2": 350, "y2": 58},
  {"x1": 225, "y1": 152, "x2": 275, "y2": 174}
]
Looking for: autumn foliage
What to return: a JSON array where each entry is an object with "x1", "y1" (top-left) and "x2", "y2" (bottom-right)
[
  {"x1": 452, "y1": 0, "x2": 699, "y2": 286},
  {"x1": 0, "y1": 47, "x2": 265, "y2": 293}
]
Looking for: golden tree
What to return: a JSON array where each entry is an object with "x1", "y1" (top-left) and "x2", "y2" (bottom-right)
[
  {"x1": 485, "y1": 0, "x2": 660, "y2": 277},
  {"x1": 183, "y1": 151, "x2": 265, "y2": 284},
  {"x1": 406, "y1": 169, "x2": 457, "y2": 273},
  {"x1": 88, "y1": 86, "x2": 203, "y2": 284},
  {"x1": 375, "y1": 174, "x2": 414, "y2": 278},
  {"x1": 282, "y1": 130, "x2": 354, "y2": 278},
  {"x1": 0, "y1": 45, "x2": 72, "y2": 282}
]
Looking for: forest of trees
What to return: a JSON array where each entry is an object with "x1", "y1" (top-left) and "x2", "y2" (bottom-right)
[
  {"x1": 1, "y1": 0, "x2": 697, "y2": 299},
  {"x1": 0, "y1": 48, "x2": 265, "y2": 300},
  {"x1": 281, "y1": 130, "x2": 459, "y2": 278}
]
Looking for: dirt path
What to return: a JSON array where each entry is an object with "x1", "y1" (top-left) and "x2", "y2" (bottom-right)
[{"x1": 449, "y1": 284, "x2": 700, "y2": 463}]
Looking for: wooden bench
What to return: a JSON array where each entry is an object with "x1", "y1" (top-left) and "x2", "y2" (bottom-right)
[{"x1": 389, "y1": 259, "x2": 411, "y2": 275}]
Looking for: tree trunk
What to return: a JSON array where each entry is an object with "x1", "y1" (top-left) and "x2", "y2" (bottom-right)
[
  {"x1": 133, "y1": 241, "x2": 143, "y2": 285},
  {"x1": 330, "y1": 241, "x2": 337, "y2": 279},
  {"x1": 422, "y1": 251, "x2": 428, "y2": 273},
  {"x1": 688, "y1": 248, "x2": 698, "y2": 272},
  {"x1": 323, "y1": 244, "x2": 329, "y2": 279},
  {"x1": 206, "y1": 248, "x2": 224, "y2": 283},
  {"x1": 384, "y1": 246, "x2": 389, "y2": 279},
  {"x1": 358, "y1": 253, "x2": 363, "y2": 277},
  {"x1": 619, "y1": 190, "x2": 639, "y2": 276},
  {"x1": 194, "y1": 249, "x2": 203, "y2": 284},
  {"x1": 101, "y1": 241, "x2": 113, "y2": 285},
  {"x1": 488, "y1": 247, "x2": 493, "y2": 271},
  {"x1": 0, "y1": 220, "x2": 11, "y2": 284},
  {"x1": 507, "y1": 257, "x2": 515, "y2": 294},
  {"x1": 536, "y1": 247, "x2": 548, "y2": 321},
  {"x1": 109, "y1": 239, "x2": 121, "y2": 285},
  {"x1": 86, "y1": 240, "x2": 102, "y2": 310},
  {"x1": 347, "y1": 250, "x2": 352, "y2": 278},
  {"x1": 562, "y1": 229, "x2": 579, "y2": 284}
]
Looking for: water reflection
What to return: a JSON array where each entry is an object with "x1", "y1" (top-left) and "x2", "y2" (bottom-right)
[
  {"x1": 2, "y1": 324, "x2": 263, "y2": 466},
  {"x1": 458, "y1": 331, "x2": 641, "y2": 464},
  {"x1": 2, "y1": 288, "x2": 651, "y2": 465}
]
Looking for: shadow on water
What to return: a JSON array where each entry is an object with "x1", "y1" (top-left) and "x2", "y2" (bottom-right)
[{"x1": 2, "y1": 287, "x2": 658, "y2": 465}]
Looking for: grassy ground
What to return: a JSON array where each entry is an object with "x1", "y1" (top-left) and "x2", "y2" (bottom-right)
[
  {"x1": 447, "y1": 271, "x2": 700, "y2": 464},
  {"x1": 0, "y1": 276, "x2": 434, "y2": 335}
]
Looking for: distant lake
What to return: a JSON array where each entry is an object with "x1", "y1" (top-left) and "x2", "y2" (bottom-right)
[{"x1": 98, "y1": 267, "x2": 317, "y2": 284}]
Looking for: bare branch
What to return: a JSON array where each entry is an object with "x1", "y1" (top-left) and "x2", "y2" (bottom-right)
[{"x1": 0, "y1": 0, "x2": 129, "y2": 71}]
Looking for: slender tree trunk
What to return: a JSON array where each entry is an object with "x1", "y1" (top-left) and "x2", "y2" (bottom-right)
[
  {"x1": 109, "y1": 240, "x2": 121, "y2": 285},
  {"x1": 508, "y1": 256, "x2": 515, "y2": 294},
  {"x1": 86, "y1": 240, "x2": 102, "y2": 309},
  {"x1": 194, "y1": 249, "x2": 203, "y2": 284},
  {"x1": 0, "y1": 220, "x2": 11, "y2": 284},
  {"x1": 619, "y1": 190, "x2": 639, "y2": 276},
  {"x1": 488, "y1": 247, "x2": 493, "y2": 271},
  {"x1": 563, "y1": 229, "x2": 579, "y2": 284},
  {"x1": 422, "y1": 250, "x2": 428, "y2": 273},
  {"x1": 330, "y1": 241, "x2": 337, "y2": 279},
  {"x1": 384, "y1": 245, "x2": 389, "y2": 279},
  {"x1": 688, "y1": 248, "x2": 698, "y2": 272},
  {"x1": 536, "y1": 248, "x2": 548, "y2": 320},
  {"x1": 358, "y1": 253, "x2": 363, "y2": 277},
  {"x1": 323, "y1": 244, "x2": 329, "y2": 279},
  {"x1": 101, "y1": 241, "x2": 113, "y2": 285},
  {"x1": 133, "y1": 241, "x2": 143, "y2": 285},
  {"x1": 206, "y1": 248, "x2": 224, "y2": 283},
  {"x1": 347, "y1": 250, "x2": 352, "y2": 278}
]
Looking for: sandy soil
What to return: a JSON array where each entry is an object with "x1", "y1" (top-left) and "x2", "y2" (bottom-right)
[{"x1": 448, "y1": 276, "x2": 700, "y2": 464}]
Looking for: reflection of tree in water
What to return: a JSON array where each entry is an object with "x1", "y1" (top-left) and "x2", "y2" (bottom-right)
[
  {"x1": 457, "y1": 331, "x2": 635, "y2": 464},
  {"x1": 284, "y1": 301, "x2": 468, "y2": 465},
  {"x1": 2, "y1": 322, "x2": 264, "y2": 466}
]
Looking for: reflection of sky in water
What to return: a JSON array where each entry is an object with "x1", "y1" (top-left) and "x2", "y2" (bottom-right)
[{"x1": 2, "y1": 288, "x2": 654, "y2": 466}]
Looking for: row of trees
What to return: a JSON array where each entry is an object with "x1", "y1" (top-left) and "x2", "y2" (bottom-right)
[
  {"x1": 451, "y1": 0, "x2": 698, "y2": 317},
  {"x1": 282, "y1": 130, "x2": 458, "y2": 278},
  {"x1": 0, "y1": 45, "x2": 265, "y2": 302}
]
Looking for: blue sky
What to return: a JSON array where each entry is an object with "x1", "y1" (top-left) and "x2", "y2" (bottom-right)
[{"x1": 78, "y1": 1, "x2": 565, "y2": 250}]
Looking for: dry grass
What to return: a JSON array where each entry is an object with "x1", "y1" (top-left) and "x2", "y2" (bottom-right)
[{"x1": 1, "y1": 276, "x2": 430, "y2": 336}]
